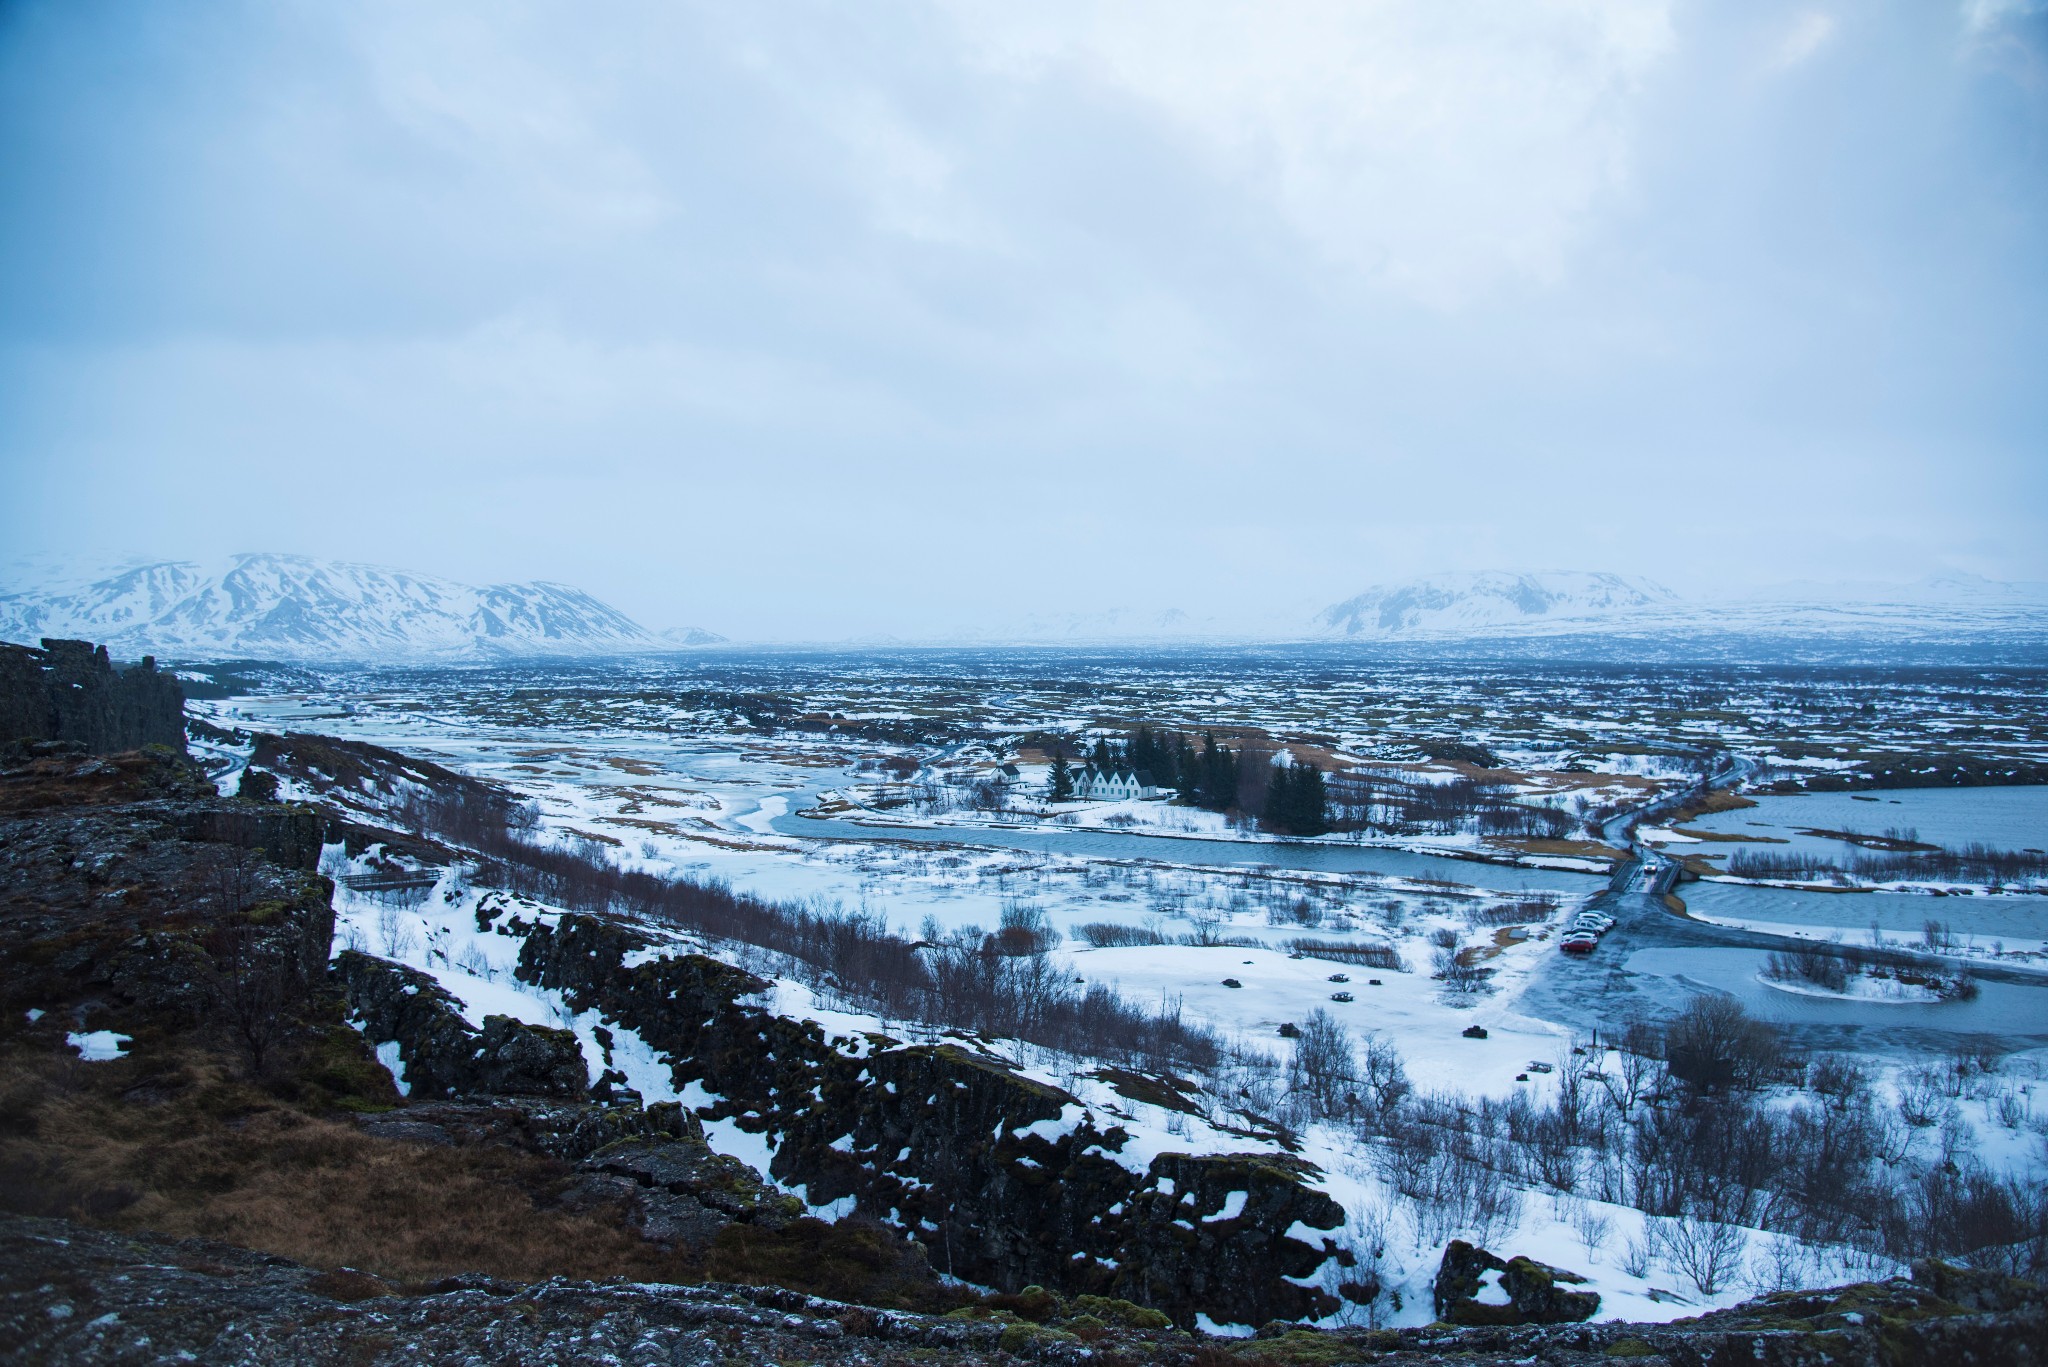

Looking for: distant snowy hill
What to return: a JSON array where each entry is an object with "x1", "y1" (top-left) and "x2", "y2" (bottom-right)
[
  {"x1": 1317, "y1": 571, "x2": 1678, "y2": 637},
  {"x1": 1315, "y1": 570, "x2": 2048, "y2": 642},
  {"x1": 0, "y1": 554, "x2": 718, "y2": 662}
]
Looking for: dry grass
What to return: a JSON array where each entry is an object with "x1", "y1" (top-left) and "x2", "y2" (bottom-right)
[
  {"x1": 0, "y1": 1042, "x2": 969, "y2": 1311},
  {"x1": 1495, "y1": 837, "x2": 1628, "y2": 862},
  {"x1": 0, "y1": 1047, "x2": 689, "y2": 1288},
  {"x1": 1664, "y1": 789, "x2": 1758, "y2": 825}
]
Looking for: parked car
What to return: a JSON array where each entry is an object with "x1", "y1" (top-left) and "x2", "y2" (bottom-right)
[
  {"x1": 1327, "y1": 973, "x2": 1350, "y2": 983},
  {"x1": 1330, "y1": 991, "x2": 1355, "y2": 1002},
  {"x1": 1560, "y1": 932, "x2": 1598, "y2": 955}
]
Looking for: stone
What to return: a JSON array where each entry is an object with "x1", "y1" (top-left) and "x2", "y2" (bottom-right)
[{"x1": 1432, "y1": 1240, "x2": 1598, "y2": 1325}]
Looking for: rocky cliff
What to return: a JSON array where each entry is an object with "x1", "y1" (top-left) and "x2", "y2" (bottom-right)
[
  {"x1": 507, "y1": 911, "x2": 1348, "y2": 1327},
  {"x1": 0, "y1": 637, "x2": 186, "y2": 753}
]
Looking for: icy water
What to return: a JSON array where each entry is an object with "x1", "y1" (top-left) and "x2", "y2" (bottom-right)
[
  {"x1": 1677, "y1": 785, "x2": 2048, "y2": 860},
  {"x1": 1681, "y1": 880, "x2": 2048, "y2": 948},
  {"x1": 1624, "y1": 947, "x2": 2048, "y2": 1037},
  {"x1": 1674, "y1": 785, "x2": 2048, "y2": 944},
  {"x1": 771, "y1": 805, "x2": 1600, "y2": 896}
]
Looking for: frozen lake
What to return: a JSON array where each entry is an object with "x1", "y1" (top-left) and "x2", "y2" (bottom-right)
[
  {"x1": 1677, "y1": 784, "x2": 2048, "y2": 860},
  {"x1": 1623, "y1": 946, "x2": 2048, "y2": 1039},
  {"x1": 1681, "y1": 879, "x2": 2048, "y2": 949},
  {"x1": 772, "y1": 804, "x2": 1601, "y2": 897}
]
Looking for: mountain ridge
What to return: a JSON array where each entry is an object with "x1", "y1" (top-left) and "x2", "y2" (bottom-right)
[{"x1": 0, "y1": 554, "x2": 721, "y2": 662}]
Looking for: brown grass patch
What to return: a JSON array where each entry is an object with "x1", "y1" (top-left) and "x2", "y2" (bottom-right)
[
  {"x1": 1495, "y1": 838, "x2": 1627, "y2": 863},
  {"x1": 1668, "y1": 826, "x2": 1776, "y2": 844},
  {"x1": 1664, "y1": 789, "x2": 1758, "y2": 825},
  {"x1": 0, "y1": 1047, "x2": 691, "y2": 1288}
]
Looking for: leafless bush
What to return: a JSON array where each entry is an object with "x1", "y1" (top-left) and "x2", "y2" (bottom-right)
[
  {"x1": 1897, "y1": 1068, "x2": 1953, "y2": 1128},
  {"x1": 1288, "y1": 1010, "x2": 1356, "y2": 1122},
  {"x1": 1286, "y1": 939, "x2": 1405, "y2": 971},
  {"x1": 1075, "y1": 922, "x2": 1166, "y2": 948},
  {"x1": 1655, "y1": 1212, "x2": 1747, "y2": 1295},
  {"x1": 1664, "y1": 997, "x2": 1783, "y2": 1092}
]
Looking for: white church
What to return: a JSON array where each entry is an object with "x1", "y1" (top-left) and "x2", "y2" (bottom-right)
[{"x1": 1072, "y1": 765, "x2": 1172, "y2": 801}]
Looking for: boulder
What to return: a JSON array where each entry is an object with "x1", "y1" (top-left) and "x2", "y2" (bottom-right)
[
  {"x1": 1433, "y1": 1240, "x2": 1599, "y2": 1325},
  {"x1": 334, "y1": 952, "x2": 588, "y2": 1099}
]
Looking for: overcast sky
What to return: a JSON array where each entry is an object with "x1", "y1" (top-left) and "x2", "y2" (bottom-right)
[{"x1": 2, "y1": 0, "x2": 2044, "y2": 638}]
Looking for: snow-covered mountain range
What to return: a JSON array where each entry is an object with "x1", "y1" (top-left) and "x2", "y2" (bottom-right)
[
  {"x1": 0, "y1": 554, "x2": 721, "y2": 662},
  {"x1": 1317, "y1": 571, "x2": 1678, "y2": 637},
  {"x1": 1313, "y1": 570, "x2": 2048, "y2": 641}
]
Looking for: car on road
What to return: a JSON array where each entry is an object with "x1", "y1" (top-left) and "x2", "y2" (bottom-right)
[{"x1": 1560, "y1": 931, "x2": 1599, "y2": 955}]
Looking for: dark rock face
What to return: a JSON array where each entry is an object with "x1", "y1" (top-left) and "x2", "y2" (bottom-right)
[
  {"x1": 334, "y1": 951, "x2": 589, "y2": 1099},
  {"x1": 1433, "y1": 1239, "x2": 1599, "y2": 1325},
  {"x1": 0, "y1": 638, "x2": 186, "y2": 754},
  {"x1": 511, "y1": 911, "x2": 1347, "y2": 1328},
  {"x1": 0, "y1": 755, "x2": 333, "y2": 1043}
]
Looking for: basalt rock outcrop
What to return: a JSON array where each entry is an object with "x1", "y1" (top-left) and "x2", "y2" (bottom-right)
[
  {"x1": 334, "y1": 950, "x2": 590, "y2": 1099},
  {"x1": 0, "y1": 637, "x2": 186, "y2": 754},
  {"x1": 0, "y1": 749, "x2": 332, "y2": 1046},
  {"x1": 507, "y1": 910, "x2": 1348, "y2": 1328},
  {"x1": 1433, "y1": 1239, "x2": 1599, "y2": 1325}
]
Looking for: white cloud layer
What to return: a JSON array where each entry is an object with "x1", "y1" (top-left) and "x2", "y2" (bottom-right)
[{"x1": 0, "y1": 0, "x2": 2043, "y2": 637}]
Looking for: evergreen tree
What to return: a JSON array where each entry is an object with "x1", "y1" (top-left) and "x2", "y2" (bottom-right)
[
  {"x1": 1174, "y1": 733, "x2": 1199, "y2": 802},
  {"x1": 1196, "y1": 732, "x2": 1239, "y2": 811},
  {"x1": 1091, "y1": 736, "x2": 1113, "y2": 772},
  {"x1": 1047, "y1": 751, "x2": 1074, "y2": 803},
  {"x1": 1264, "y1": 763, "x2": 1295, "y2": 833},
  {"x1": 1294, "y1": 763, "x2": 1329, "y2": 836}
]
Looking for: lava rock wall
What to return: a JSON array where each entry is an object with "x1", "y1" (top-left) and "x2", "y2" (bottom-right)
[
  {"x1": 512, "y1": 911, "x2": 1346, "y2": 1327},
  {"x1": 0, "y1": 638, "x2": 186, "y2": 754}
]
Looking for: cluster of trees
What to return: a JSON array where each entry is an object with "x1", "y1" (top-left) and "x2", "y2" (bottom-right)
[
  {"x1": 1262, "y1": 761, "x2": 1329, "y2": 836},
  {"x1": 1728, "y1": 841, "x2": 2048, "y2": 886},
  {"x1": 1324, "y1": 772, "x2": 1577, "y2": 841},
  {"x1": 1053, "y1": 726, "x2": 1330, "y2": 833}
]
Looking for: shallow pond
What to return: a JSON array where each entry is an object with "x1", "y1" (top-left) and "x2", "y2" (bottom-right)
[
  {"x1": 1623, "y1": 946, "x2": 2048, "y2": 1038},
  {"x1": 1681, "y1": 880, "x2": 2048, "y2": 949}
]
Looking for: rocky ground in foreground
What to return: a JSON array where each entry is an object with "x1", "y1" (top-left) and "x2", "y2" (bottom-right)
[{"x1": 4, "y1": 1213, "x2": 2045, "y2": 1366}]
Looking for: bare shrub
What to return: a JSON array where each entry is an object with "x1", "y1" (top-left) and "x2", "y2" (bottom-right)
[
  {"x1": 1655, "y1": 1213, "x2": 1747, "y2": 1295},
  {"x1": 1285, "y1": 939, "x2": 1405, "y2": 971},
  {"x1": 1075, "y1": 922, "x2": 1166, "y2": 949},
  {"x1": 1288, "y1": 1010, "x2": 1355, "y2": 1122},
  {"x1": 1664, "y1": 997, "x2": 1782, "y2": 1093}
]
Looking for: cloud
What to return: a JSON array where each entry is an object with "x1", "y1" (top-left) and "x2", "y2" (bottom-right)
[
  {"x1": 942, "y1": 0, "x2": 1676, "y2": 306},
  {"x1": 1768, "y1": 12, "x2": 1837, "y2": 71}
]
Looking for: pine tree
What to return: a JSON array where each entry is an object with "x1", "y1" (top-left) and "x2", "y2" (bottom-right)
[
  {"x1": 1295, "y1": 763, "x2": 1329, "y2": 836},
  {"x1": 1048, "y1": 751, "x2": 1074, "y2": 803},
  {"x1": 1264, "y1": 763, "x2": 1295, "y2": 833},
  {"x1": 1091, "y1": 736, "x2": 1113, "y2": 772}
]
